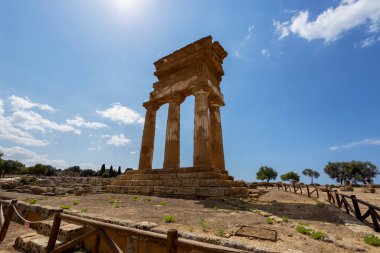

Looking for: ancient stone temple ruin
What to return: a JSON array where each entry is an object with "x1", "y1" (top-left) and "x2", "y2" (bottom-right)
[{"x1": 106, "y1": 36, "x2": 247, "y2": 197}]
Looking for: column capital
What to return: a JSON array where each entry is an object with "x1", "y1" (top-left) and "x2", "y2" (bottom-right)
[
  {"x1": 168, "y1": 93, "x2": 185, "y2": 104},
  {"x1": 143, "y1": 100, "x2": 161, "y2": 111},
  {"x1": 209, "y1": 101, "x2": 225, "y2": 108},
  {"x1": 191, "y1": 86, "x2": 209, "y2": 96}
]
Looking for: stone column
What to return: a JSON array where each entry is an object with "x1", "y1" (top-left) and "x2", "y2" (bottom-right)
[
  {"x1": 193, "y1": 88, "x2": 211, "y2": 168},
  {"x1": 163, "y1": 96, "x2": 182, "y2": 169},
  {"x1": 138, "y1": 103, "x2": 159, "y2": 170},
  {"x1": 209, "y1": 103, "x2": 225, "y2": 170}
]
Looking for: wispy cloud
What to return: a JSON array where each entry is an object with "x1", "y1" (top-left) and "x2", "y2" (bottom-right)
[
  {"x1": 261, "y1": 49, "x2": 271, "y2": 57},
  {"x1": 329, "y1": 138, "x2": 380, "y2": 151},
  {"x1": 9, "y1": 95, "x2": 55, "y2": 112},
  {"x1": 0, "y1": 146, "x2": 68, "y2": 168},
  {"x1": 66, "y1": 116, "x2": 107, "y2": 129},
  {"x1": 97, "y1": 103, "x2": 144, "y2": 125},
  {"x1": 359, "y1": 36, "x2": 380, "y2": 48},
  {"x1": 274, "y1": 0, "x2": 380, "y2": 42},
  {"x1": 106, "y1": 134, "x2": 131, "y2": 146},
  {"x1": 232, "y1": 50, "x2": 242, "y2": 59},
  {"x1": 245, "y1": 25, "x2": 255, "y2": 40}
]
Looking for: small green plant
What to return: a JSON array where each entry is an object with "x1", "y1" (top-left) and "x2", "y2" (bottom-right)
[
  {"x1": 29, "y1": 198, "x2": 38, "y2": 204},
  {"x1": 364, "y1": 234, "x2": 380, "y2": 247},
  {"x1": 215, "y1": 222, "x2": 226, "y2": 237},
  {"x1": 296, "y1": 224, "x2": 312, "y2": 235},
  {"x1": 132, "y1": 196, "x2": 139, "y2": 201},
  {"x1": 60, "y1": 205, "x2": 71, "y2": 210},
  {"x1": 80, "y1": 208, "x2": 88, "y2": 213},
  {"x1": 164, "y1": 214, "x2": 176, "y2": 223},
  {"x1": 266, "y1": 217, "x2": 274, "y2": 225},
  {"x1": 144, "y1": 197, "x2": 152, "y2": 202},
  {"x1": 160, "y1": 201, "x2": 167, "y2": 206},
  {"x1": 199, "y1": 218, "x2": 207, "y2": 232},
  {"x1": 108, "y1": 199, "x2": 120, "y2": 204},
  {"x1": 114, "y1": 203, "x2": 120, "y2": 208},
  {"x1": 315, "y1": 200, "x2": 325, "y2": 208},
  {"x1": 311, "y1": 231, "x2": 325, "y2": 240},
  {"x1": 73, "y1": 201, "x2": 80, "y2": 205},
  {"x1": 213, "y1": 205, "x2": 219, "y2": 210},
  {"x1": 281, "y1": 215, "x2": 289, "y2": 222}
]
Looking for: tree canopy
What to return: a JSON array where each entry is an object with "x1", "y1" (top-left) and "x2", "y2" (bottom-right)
[
  {"x1": 302, "y1": 168, "x2": 320, "y2": 184},
  {"x1": 256, "y1": 166, "x2": 278, "y2": 183},
  {"x1": 324, "y1": 161, "x2": 378, "y2": 185},
  {"x1": 280, "y1": 171, "x2": 300, "y2": 183}
]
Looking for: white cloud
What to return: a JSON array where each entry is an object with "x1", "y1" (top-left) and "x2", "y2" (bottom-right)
[
  {"x1": 66, "y1": 116, "x2": 107, "y2": 129},
  {"x1": 329, "y1": 138, "x2": 380, "y2": 150},
  {"x1": 9, "y1": 95, "x2": 55, "y2": 112},
  {"x1": 96, "y1": 103, "x2": 144, "y2": 125},
  {"x1": 232, "y1": 50, "x2": 242, "y2": 58},
  {"x1": 245, "y1": 25, "x2": 255, "y2": 40},
  {"x1": 261, "y1": 49, "x2": 271, "y2": 57},
  {"x1": 106, "y1": 134, "x2": 131, "y2": 146},
  {"x1": 359, "y1": 36, "x2": 380, "y2": 47},
  {"x1": 12, "y1": 110, "x2": 81, "y2": 135},
  {"x1": 0, "y1": 146, "x2": 68, "y2": 168},
  {"x1": 0, "y1": 99, "x2": 4, "y2": 115},
  {"x1": 274, "y1": 0, "x2": 380, "y2": 42},
  {"x1": 130, "y1": 151, "x2": 137, "y2": 155}
]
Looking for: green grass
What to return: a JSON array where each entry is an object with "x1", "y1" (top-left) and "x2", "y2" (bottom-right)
[
  {"x1": 364, "y1": 234, "x2": 380, "y2": 247},
  {"x1": 144, "y1": 197, "x2": 152, "y2": 202},
  {"x1": 215, "y1": 222, "x2": 226, "y2": 237},
  {"x1": 29, "y1": 198, "x2": 38, "y2": 204},
  {"x1": 199, "y1": 218, "x2": 207, "y2": 232},
  {"x1": 108, "y1": 199, "x2": 120, "y2": 204},
  {"x1": 132, "y1": 196, "x2": 139, "y2": 201},
  {"x1": 114, "y1": 203, "x2": 120, "y2": 208},
  {"x1": 73, "y1": 201, "x2": 80, "y2": 205},
  {"x1": 160, "y1": 201, "x2": 167, "y2": 206},
  {"x1": 311, "y1": 231, "x2": 325, "y2": 240},
  {"x1": 281, "y1": 215, "x2": 289, "y2": 222},
  {"x1": 315, "y1": 200, "x2": 325, "y2": 208},
  {"x1": 296, "y1": 224, "x2": 312, "y2": 235},
  {"x1": 80, "y1": 208, "x2": 88, "y2": 213},
  {"x1": 60, "y1": 205, "x2": 71, "y2": 210},
  {"x1": 266, "y1": 217, "x2": 274, "y2": 225},
  {"x1": 164, "y1": 214, "x2": 176, "y2": 223}
]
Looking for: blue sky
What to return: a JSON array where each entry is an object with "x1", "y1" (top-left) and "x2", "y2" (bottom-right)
[{"x1": 1, "y1": 0, "x2": 380, "y2": 184}]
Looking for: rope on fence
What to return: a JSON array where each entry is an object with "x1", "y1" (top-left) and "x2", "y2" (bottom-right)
[{"x1": 11, "y1": 204, "x2": 54, "y2": 224}]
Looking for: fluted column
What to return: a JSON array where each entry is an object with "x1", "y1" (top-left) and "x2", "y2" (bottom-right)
[
  {"x1": 163, "y1": 96, "x2": 182, "y2": 169},
  {"x1": 209, "y1": 103, "x2": 225, "y2": 170},
  {"x1": 193, "y1": 88, "x2": 211, "y2": 168},
  {"x1": 138, "y1": 103, "x2": 159, "y2": 170}
]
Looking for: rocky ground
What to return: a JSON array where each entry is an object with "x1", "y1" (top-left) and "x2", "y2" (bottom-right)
[{"x1": 1, "y1": 188, "x2": 380, "y2": 253}]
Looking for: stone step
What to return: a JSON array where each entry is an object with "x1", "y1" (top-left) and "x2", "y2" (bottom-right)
[
  {"x1": 14, "y1": 232, "x2": 63, "y2": 253},
  {"x1": 37, "y1": 220, "x2": 85, "y2": 242}
]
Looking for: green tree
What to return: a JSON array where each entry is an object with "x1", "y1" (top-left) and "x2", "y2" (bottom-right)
[
  {"x1": 45, "y1": 165, "x2": 57, "y2": 176},
  {"x1": 80, "y1": 169, "x2": 96, "y2": 177},
  {"x1": 256, "y1": 166, "x2": 278, "y2": 183},
  {"x1": 280, "y1": 171, "x2": 300, "y2": 183},
  {"x1": 324, "y1": 161, "x2": 378, "y2": 185},
  {"x1": 109, "y1": 165, "x2": 116, "y2": 177},
  {"x1": 117, "y1": 166, "x2": 122, "y2": 175},
  {"x1": 323, "y1": 162, "x2": 347, "y2": 185},
  {"x1": 302, "y1": 168, "x2": 320, "y2": 184},
  {"x1": 99, "y1": 164, "x2": 106, "y2": 177},
  {"x1": 29, "y1": 164, "x2": 48, "y2": 176},
  {"x1": 1, "y1": 160, "x2": 25, "y2": 177}
]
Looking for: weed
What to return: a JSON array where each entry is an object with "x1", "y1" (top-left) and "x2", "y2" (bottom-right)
[
  {"x1": 296, "y1": 225, "x2": 312, "y2": 235},
  {"x1": 311, "y1": 231, "x2": 325, "y2": 240},
  {"x1": 215, "y1": 222, "x2": 226, "y2": 237},
  {"x1": 266, "y1": 217, "x2": 274, "y2": 225},
  {"x1": 164, "y1": 214, "x2": 176, "y2": 223},
  {"x1": 80, "y1": 208, "x2": 88, "y2": 213},
  {"x1": 132, "y1": 196, "x2": 139, "y2": 201},
  {"x1": 281, "y1": 215, "x2": 289, "y2": 222},
  {"x1": 29, "y1": 198, "x2": 38, "y2": 204},
  {"x1": 108, "y1": 199, "x2": 120, "y2": 204},
  {"x1": 114, "y1": 203, "x2": 120, "y2": 208},
  {"x1": 200, "y1": 218, "x2": 207, "y2": 232},
  {"x1": 213, "y1": 205, "x2": 219, "y2": 210},
  {"x1": 60, "y1": 205, "x2": 71, "y2": 210},
  {"x1": 73, "y1": 201, "x2": 80, "y2": 205},
  {"x1": 160, "y1": 201, "x2": 167, "y2": 206},
  {"x1": 315, "y1": 200, "x2": 325, "y2": 208},
  {"x1": 363, "y1": 234, "x2": 380, "y2": 247},
  {"x1": 144, "y1": 197, "x2": 152, "y2": 202}
]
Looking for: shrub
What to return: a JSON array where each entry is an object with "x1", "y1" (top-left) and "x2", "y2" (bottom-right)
[
  {"x1": 296, "y1": 224, "x2": 312, "y2": 235},
  {"x1": 311, "y1": 231, "x2": 325, "y2": 240},
  {"x1": 160, "y1": 201, "x2": 167, "y2": 206},
  {"x1": 266, "y1": 217, "x2": 274, "y2": 225},
  {"x1": 281, "y1": 215, "x2": 289, "y2": 222},
  {"x1": 364, "y1": 234, "x2": 380, "y2": 247},
  {"x1": 29, "y1": 198, "x2": 38, "y2": 204},
  {"x1": 60, "y1": 205, "x2": 71, "y2": 210},
  {"x1": 73, "y1": 201, "x2": 80, "y2": 205},
  {"x1": 164, "y1": 214, "x2": 176, "y2": 223},
  {"x1": 315, "y1": 200, "x2": 325, "y2": 208}
]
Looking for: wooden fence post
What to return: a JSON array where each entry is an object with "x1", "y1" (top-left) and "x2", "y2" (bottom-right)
[
  {"x1": 46, "y1": 210, "x2": 63, "y2": 252},
  {"x1": 306, "y1": 185, "x2": 310, "y2": 197},
  {"x1": 0, "y1": 199, "x2": 17, "y2": 242},
  {"x1": 316, "y1": 188, "x2": 319, "y2": 198},
  {"x1": 334, "y1": 190, "x2": 341, "y2": 207},
  {"x1": 167, "y1": 229, "x2": 178, "y2": 253},
  {"x1": 293, "y1": 184, "x2": 296, "y2": 194},
  {"x1": 351, "y1": 195, "x2": 362, "y2": 220}
]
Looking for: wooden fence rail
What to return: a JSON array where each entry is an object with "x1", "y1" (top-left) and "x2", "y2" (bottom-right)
[{"x1": 270, "y1": 183, "x2": 380, "y2": 232}]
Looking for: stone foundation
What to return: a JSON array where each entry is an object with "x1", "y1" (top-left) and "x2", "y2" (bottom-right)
[{"x1": 106, "y1": 167, "x2": 247, "y2": 197}]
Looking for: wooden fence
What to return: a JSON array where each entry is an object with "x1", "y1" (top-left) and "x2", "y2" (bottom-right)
[{"x1": 269, "y1": 183, "x2": 380, "y2": 232}]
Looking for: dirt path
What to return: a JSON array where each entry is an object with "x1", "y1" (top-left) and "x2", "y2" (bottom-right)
[{"x1": 1, "y1": 189, "x2": 379, "y2": 252}]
